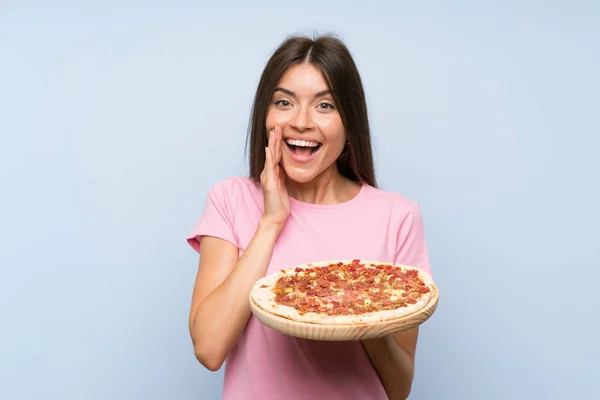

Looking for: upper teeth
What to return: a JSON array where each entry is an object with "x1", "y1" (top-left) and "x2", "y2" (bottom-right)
[{"x1": 286, "y1": 139, "x2": 320, "y2": 147}]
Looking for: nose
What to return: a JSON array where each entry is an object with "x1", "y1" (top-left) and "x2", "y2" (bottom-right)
[{"x1": 289, "y1": 106, "x2": 314, "y2": 132}]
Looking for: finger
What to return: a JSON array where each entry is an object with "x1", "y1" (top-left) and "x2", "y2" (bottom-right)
[
  {"x1": 268, "y1": 128, "x2": 275, "y2": 153},
  {"x1": 266, "y1": 129, "x2": 274, "y2": 164},
  {"x1": 268, "y1": 149, "x2": 277, "y2": 189},
  {"x1": 274, "y1": 130, "x2": 281, "y2": 165},
  {"x1": 264, "y1": 147, "x2": 271, "y2": 185},
  {"x1": 276, "y1": 164, "x2": 284, "y2": 192},
  {"x1": 277, "y1": 161, "x2": 286, "y2": 187},
  {"x1": 278, "y1": 127, "x2": 284, "y2": 164}
]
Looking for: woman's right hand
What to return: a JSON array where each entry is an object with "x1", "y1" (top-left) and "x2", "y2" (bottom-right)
[
  {"x1": 260, "y1": 125, "x2": 290, "y2": 228},
  {"x1": 192, "y1": 130, "x2": 291, "y2": 369}
]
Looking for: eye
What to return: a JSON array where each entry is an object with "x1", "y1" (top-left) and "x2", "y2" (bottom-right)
[
  {"x1": 318, "y1": 102, "x2": 335, "y2": 110},
  {"x1": 275, "y1": 99, "x2": 292, "y2": 107}
]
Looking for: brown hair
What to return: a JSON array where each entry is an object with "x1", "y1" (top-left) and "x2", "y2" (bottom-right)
[{"x1": 245, "y1": 33, "x2": 377, "y2": 187}]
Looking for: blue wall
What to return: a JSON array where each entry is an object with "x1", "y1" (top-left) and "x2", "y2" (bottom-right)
[{"x1": 1, "y1": 1, "x2": 598, "y2": 399}]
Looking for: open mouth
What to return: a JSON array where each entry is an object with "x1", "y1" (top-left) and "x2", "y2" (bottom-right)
[{"x1": 285, "y1": 138, "x2": 322, "y2": 157}]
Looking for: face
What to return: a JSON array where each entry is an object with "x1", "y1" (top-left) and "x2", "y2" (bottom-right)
[{"x1": 265, "y1": 63, "x2": 346, "y2": 184}]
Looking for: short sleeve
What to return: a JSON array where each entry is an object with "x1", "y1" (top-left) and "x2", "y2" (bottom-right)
[
  {"x1": 394, "y1": 203, "x2": 432, "y2": 276},
  {"x1": 186, "y1": 180, "x2": 239, "y2": 253}
]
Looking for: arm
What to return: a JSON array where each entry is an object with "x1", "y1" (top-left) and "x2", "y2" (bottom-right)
[
  {"x1": 362, "y1": 328, "x2": 419, "y2": 400},
  {"x1": 189, "y1": 218, "x2": 282, "y2": 371},
  {"x1": 188, "y1": 126, "x2": 289, "y2": 371}
]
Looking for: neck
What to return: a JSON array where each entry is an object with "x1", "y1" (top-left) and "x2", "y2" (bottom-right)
[{"x1": 285, "y1": 166, "x2": 361, "y2": 205}]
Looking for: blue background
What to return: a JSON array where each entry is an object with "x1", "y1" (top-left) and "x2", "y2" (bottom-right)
[{"x1": 1, "y1": 1, "x2": 598, "y2": 399}]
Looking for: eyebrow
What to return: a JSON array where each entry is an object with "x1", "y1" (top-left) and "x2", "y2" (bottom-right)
[{"x1": 273, "y1": 87, "x2": 332, "y2": 98}]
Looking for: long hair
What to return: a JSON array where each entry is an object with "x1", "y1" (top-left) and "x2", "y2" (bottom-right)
[{"x1": 246, "y1": 33, "x2": 377, "y2": 187}]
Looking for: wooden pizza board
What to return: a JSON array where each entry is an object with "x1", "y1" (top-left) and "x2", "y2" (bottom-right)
[{"x1": 249, "y1": 285, "x2": 439, "y2": 341}]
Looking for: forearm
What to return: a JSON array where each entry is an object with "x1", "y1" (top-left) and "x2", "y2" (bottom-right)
[
  {"x1": 362, "y1": 335, "x2": 415, "y2": 400},
  {"x1": 192, "y1": 218, "x2": 282, "y2": 367}
]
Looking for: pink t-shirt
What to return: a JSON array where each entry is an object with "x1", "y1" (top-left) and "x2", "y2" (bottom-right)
[{"x1": 187, "y1": 176, "x2": 431, "y2": 400}]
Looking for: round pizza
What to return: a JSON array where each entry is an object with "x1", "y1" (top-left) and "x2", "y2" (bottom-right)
[{"x1": 250, "y1": 259, "x2": 436, "y2": 325}]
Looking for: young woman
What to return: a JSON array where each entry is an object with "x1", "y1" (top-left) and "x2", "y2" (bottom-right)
[{"x1": 187, "y1": 34, "x2": 432, "y2": 400}]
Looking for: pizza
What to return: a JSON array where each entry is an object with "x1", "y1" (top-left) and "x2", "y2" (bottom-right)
[{"x1": 250, "y1": 260, "x2": 436, "y2": 325}]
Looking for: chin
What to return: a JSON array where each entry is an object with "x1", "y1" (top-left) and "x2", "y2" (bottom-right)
[{"x1": 282, "y1": 165, "x2": 320, "y2": 184}]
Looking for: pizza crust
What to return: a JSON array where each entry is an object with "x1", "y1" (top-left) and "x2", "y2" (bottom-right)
[{"x1": 250, "y1": 260, "x2": 435, "y2": 326}]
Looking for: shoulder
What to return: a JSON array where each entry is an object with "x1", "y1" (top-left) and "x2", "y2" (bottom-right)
[
  {"x1": 201, "y1": 176, "x2": 262, "y2": 223},
  {"x1": 361, "y1": 185, "x2": 421, "y2": 219},
  {"x1": 207, "y1": 175, "x2": 262, "y2": 203},
  {"x1": 188, "y1": 176, "x2": 260, "y2": 249}
]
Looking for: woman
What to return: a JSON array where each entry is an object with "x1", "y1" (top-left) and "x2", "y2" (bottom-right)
[{"x1": 187, "y1": 34, "x2": 431, "y2": 400}]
